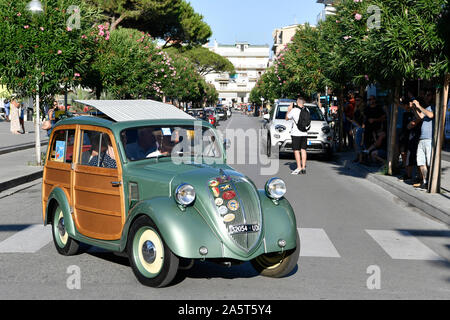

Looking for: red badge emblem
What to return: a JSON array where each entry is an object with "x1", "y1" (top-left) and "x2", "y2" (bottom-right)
[{"x1": 223, "y1": 191, "x2": 236, "y2": 200}]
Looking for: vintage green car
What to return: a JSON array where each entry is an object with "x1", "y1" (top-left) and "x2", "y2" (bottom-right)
[{"x1": 42, "y1": 101, "x2": 299, "y2": 287}]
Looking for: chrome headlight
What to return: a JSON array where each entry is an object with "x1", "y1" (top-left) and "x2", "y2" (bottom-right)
[
  {"x1": 265, "y1": 178, "x2": 286, "y2": 200},
  {"x1": 275, "y1": 125, "x2": 286, "y2": 132},
  {"x1": 175, "y1": 183, "x2": 196, "y2": 206}
]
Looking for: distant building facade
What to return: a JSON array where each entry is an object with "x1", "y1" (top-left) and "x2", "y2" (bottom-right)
[
  {"x1": 204, "y1": 41, "x2": 270, "y2": 104},
  {"x1": 316, "y1": 0, "x2": 336, "y2": 22},
  {"x1": 272, "y1": 24, "x2": 301, "y2": 58}
]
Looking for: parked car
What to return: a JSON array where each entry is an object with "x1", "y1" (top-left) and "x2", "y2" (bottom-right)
[
  {"x1": 262, "y1": 99, "x2": 334, "y2": 159},
  {"x1": 42, "y1": 111, "x2": 299, "y2": 287},
  {"x1": 215, "y1": 106, "x2": 227, "y2": 121}
]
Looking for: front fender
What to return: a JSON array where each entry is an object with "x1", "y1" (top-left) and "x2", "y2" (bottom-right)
[
  {"x1": 122, "y1": 197, "x2": 224, "y2": 259},
  {"x1": 45, "y1": 187, "x2": 76, "y2": 237},
  {"x1": 258, "y1": 190, "x2": 298, "y2": 252}
]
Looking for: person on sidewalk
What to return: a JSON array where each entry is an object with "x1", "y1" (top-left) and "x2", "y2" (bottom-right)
[
  {"x1": 399, "y1": 98, "x2": 422, "y2": 183},
  {"x1": 4, "y1": 99, "x2": 10, "y2": 122},
  {"x1": 363, "y1": 96, "x2": 386, "y2": 151},
  {"x1": 18, "y1": 102, "x2": 25, "y2": 134},
  {"x1": 412, "y1": 92, "x2": 434, "y2": 190},
  {"x1": 286, "y1": 95, "x2": 310, "y2": 175},
  {"x1": 351, "y1": 95, "x2": 366, "y2": 163},
  {"x1": 9, "y1": 97, "x2": 21, "y2": 135}
]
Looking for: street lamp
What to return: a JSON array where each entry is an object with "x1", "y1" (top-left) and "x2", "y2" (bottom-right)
[{"x1": 27, "y1": 0, "x2": 43, "y2": 166}]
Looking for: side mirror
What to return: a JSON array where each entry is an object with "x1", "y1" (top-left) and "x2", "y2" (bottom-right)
[{"x1": 263, "y1": 114, "x2": 270, "y2": 122}]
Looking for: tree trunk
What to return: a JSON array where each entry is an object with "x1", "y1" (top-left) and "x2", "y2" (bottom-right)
[
  {"x1": 387, "y1": 82, "x2": 401, "y2": 175},
  {"x1": 428, "y1": 74, "x2": 450, "y2": 193},
  {"x1": 110, "y1": 14, "x2": 126, "y2": 31}
]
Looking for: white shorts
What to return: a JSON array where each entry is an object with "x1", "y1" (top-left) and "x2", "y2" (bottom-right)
[{"x1": 416, "y1": 139, "x2": 432, "y2": 167}]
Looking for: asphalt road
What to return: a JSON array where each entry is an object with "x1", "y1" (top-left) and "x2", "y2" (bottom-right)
[{"x1": 0, "y1": 112, "x2": 449, "y2": 300}]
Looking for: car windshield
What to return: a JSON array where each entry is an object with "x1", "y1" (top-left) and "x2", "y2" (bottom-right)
[
  {"x1": 216, "y1": 108, "x2": 224, "y2": 113},
  {"x1": 275, "y1": 105, "x2": 325, "y2": 121},
  {"x1": 121, "y1": 125, "x2": 222, "y2": 161}
]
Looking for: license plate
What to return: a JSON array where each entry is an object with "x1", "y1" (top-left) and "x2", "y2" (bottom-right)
[{"x1": 228, "y1": 224, "x2": 260, "y2": 235}]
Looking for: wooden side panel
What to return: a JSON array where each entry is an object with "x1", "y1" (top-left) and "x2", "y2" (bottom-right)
[{"x1": 72, "y1": 127, "x2": 125, "y2": 241}]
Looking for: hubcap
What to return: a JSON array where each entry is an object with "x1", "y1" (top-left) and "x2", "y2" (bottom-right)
[
  {"x1": 142, "y1": 240, "x2": 156, "y2": 264},
  {"x1": 134, "y1": 228, "x2": 164, "y2": 277},
  {"x1": 57, "y1": 218, "x2": 66, "y2": 237}
]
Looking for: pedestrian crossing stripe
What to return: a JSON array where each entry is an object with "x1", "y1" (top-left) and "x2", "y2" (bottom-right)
[
  {"x1": 365, "y1": 230, "x2": 444, "y2": 261},
  {"x1": 298, "y1": 228, "x2": 341, "y2": 258},
  {"x1": 0, "y1": 225, "x2": 444, "y2": 261},
  {"x1": 0, "y1": 224, "x2": 52, "y2": 253}
]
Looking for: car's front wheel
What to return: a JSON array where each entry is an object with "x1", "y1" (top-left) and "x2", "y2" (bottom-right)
[
  {"x1": 250, "y1": 232, "x2": 300, "y2": 278},
  {"x1": 127, "y1": 216, "x2": 179, "y2": 288}
]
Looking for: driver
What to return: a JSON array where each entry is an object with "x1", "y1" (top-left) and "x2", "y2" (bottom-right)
[{"x1": 126, "y1": 127, "x2": 158, "y2": 160}]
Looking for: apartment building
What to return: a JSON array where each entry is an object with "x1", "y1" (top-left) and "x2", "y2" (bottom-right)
[
  {"x1": 204, "y1": 41, "x2": 270, "y2": 104},
  {"x1": 316, "y1": 0, "x2": 336, "y2": 22},
  {"x1": 272, "y1": 24, "x2": 302, "y2": 58}
]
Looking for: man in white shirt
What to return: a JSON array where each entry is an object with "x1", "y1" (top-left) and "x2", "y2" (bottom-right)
[{"x1": 286, "y1": 95, "x2": 308, "y2": 175}]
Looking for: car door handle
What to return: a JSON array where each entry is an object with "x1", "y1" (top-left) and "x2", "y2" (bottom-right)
[{"x1": 111, "y1": 181, "x2": 122, "y2": 187}]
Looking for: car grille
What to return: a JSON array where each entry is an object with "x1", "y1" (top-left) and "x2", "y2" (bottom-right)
[
  {"x1": 230, "y1": 178, "x2": 262, "y2": 252},
  {"x1": 208, "y1": 176, "x2": 262, "y2": 253}
]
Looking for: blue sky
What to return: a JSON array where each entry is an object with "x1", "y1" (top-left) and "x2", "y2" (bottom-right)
[{"x1": 188, "y1": 0, "x2": 324, "y2": 46}]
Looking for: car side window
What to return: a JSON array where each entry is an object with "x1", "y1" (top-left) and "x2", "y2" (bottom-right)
[
  {"x1": 80, "y1": 130, "x2": 117, "y2": 169},
  {"x1": 48, "y1": 129, "x2": 75, "y2": 163}
]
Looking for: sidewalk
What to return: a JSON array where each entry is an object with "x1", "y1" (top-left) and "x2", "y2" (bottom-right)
[
  {"x1": 0, "y1": 120, "x2": 48, "y2": 192},
  {"x1": 336, "y1": 151, "x2": 450, "y2": 225},
  {"x1": 0, "y1": 119, "x2": 48, "y2": 154}
]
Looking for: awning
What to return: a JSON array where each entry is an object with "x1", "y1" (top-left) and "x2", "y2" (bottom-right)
[{"x1": 74, "y1": 100, "x2": 194, "y2": 122}]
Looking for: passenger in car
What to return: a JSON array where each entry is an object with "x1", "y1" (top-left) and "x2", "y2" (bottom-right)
[
  {"x1": 81, "y1": 133, "x2": 100, "y2": 165},
  {"x1": 89, "y1": 134, "x2": 117, "y2": 169}
]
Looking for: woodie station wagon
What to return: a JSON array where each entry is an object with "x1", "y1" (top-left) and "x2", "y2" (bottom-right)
[{"x1": 42, "y1": 100, "x2": 300, "y2": 287}]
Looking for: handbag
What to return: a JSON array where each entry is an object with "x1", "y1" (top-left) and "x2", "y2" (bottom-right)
[{"x1": 41, "y1": 119, "x2": 52, "y2": 130}]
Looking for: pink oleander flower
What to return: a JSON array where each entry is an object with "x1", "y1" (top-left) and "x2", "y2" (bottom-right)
[
  {"x1": 17, "y1": 12, "x2": 22, "y2": 16},
  {"x1": 24, "y1": 25, "x2": 29, "y2": 29},
  {"x1": 81, "y1": 35, "x2": 87, "y2": 39},
  {"x1": 355, "y1": 13, "x2": 362, "y2": 21},
  {"x1": 57, "y1": 50, "x2": 62, "y2": 54},
  {"x1": 40, "y1": 27, "x2": 44, "y2": 31},
  {"x1": 66, "y1": 27, "x2": 72, "y2": 32},
  {"x1": 74, "y1": 73, "x2": 81, "y2": 77}
]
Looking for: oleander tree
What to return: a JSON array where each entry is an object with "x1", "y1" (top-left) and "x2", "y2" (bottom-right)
[
  {"x1": 88, "y1": 28, "x2": 175, "y2": 99},
  {"x1": 0, "y1": 0, "x2": 101, "y2": 103},
  {"x1": 88, "y1": 27, "x2": 217, "y2": 104}
]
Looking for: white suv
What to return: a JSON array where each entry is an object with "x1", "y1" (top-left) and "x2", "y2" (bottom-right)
[{"x1": 262, "y1": 99, "x2": 334, "y2": 159}]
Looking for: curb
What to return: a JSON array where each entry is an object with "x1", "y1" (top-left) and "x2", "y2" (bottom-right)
[
  {"x1": 336, "y1": 154, "x2": 450, "y2": 225},
  {"x1": 0, "y1": 170, "x2": 43, "y2": 193},
  {"x1": 0, "y1": 141, "x2": 48, "y2": 156}
]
